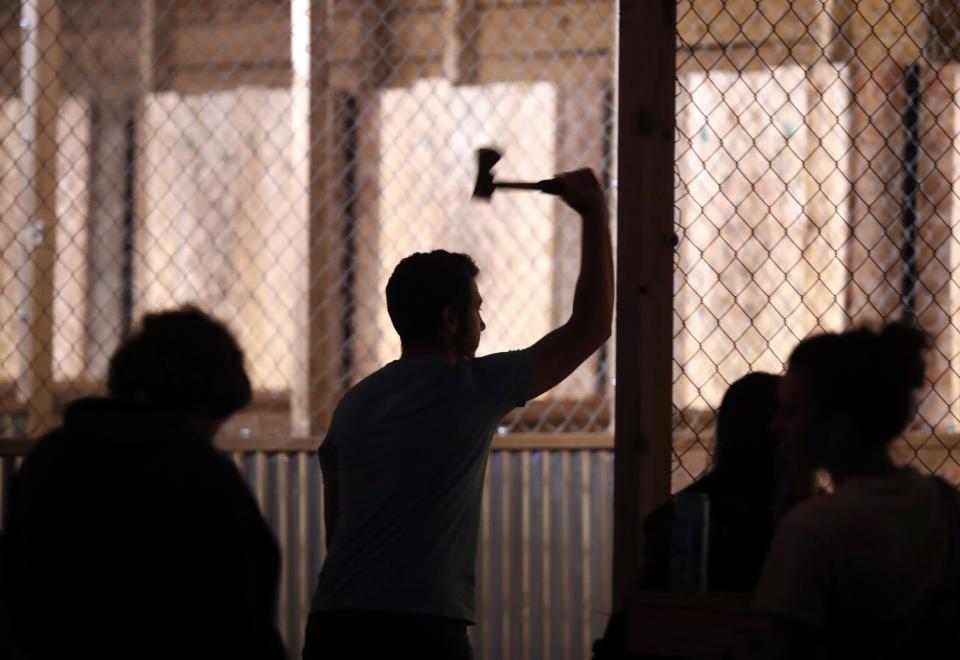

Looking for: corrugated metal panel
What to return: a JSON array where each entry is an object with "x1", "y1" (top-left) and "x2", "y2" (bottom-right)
[
  {"x1": 0, "y1": 449, "x2": 614, "y2": 660},
  {"x1": 228, "y1": 448, "x2": 615, "y2": 659}
]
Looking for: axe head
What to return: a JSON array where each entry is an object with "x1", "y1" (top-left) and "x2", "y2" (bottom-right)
[{"x1": 472, "y1": 147, "x2": 502, "y2": 200}]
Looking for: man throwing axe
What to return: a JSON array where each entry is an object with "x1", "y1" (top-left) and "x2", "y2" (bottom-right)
[{"x1": 303, "y1": 168, "x2": 614, "y2": 660}]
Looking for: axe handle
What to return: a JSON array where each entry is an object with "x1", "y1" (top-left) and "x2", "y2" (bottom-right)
[{"x1": 495, "y1": 178, "x2": 562, "y2": 196}]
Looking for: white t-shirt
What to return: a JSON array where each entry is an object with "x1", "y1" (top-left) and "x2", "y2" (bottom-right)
[
  {"x1": 310, "y1": 350, "x2": 533, "y2": 623},
  {"x1": 755, "y1": 467, "x2": 958, "y2": 657}
]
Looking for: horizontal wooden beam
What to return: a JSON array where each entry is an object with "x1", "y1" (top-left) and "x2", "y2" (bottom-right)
[
  {"x1": 5, "y1": 433, "x2": 958, "y2": 460},
  {"x1": 0, "y1": 433, "x2": 616, "y2": 456},
  {"x1": 214, "y1": 432, "x2": 616, "y2": 453},
  {"x1": 19, "y1": 0, "x2": 61, "y2": 437}
]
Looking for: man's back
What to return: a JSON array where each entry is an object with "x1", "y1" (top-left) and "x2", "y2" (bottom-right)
[{"x1": 312, "y1": 351, "x2": 532, "y2": 622}]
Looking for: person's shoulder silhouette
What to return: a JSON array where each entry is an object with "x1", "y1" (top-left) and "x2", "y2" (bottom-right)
[
  {"x1": 639, "y1": 371, "x2": 782, "y2": 594},
  {"x1": 3, "y1": 306, "x2": 285, "y2": 660},
  {"x1": 755, "y1": 322, "x2": 960, "y2": 657}
]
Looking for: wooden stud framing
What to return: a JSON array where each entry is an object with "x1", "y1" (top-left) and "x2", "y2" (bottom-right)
[
  {"x1": 291, "y1": 0, "x2": 340, "y2": 436},
  {"x1": 18, "y1": 0, "x2": 60, "y2": 436},
  {"x1": 443, "y1": 0, "x2": 480, "y2": 85},
  {"x1": 613, "y1": 0, "x2": 676, "y2": 610}
]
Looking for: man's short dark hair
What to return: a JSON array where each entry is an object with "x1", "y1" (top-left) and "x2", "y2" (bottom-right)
[
  {"x1": 386, "y1": 250, "x2": 479, "y2": 348},
  {"x1": 108, "y1": 305, "x2": 252, "y2": 421}
]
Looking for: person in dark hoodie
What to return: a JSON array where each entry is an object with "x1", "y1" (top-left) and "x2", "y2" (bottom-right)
[{"x1": 2, "y1": 306, "x2": 285, "y2": 660}]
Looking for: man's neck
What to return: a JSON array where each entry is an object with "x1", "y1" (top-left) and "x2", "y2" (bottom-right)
[{"x1": 400, "y1": 345, "x2": 460, "y2": 364}]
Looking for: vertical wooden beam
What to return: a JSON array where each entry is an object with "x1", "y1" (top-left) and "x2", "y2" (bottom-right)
[
  {"x1": 131, "y1": 1, "x2": 176, "y2": 331},
  {"x1": 929, "y1": 0, "x2": 960, "y2": 63},
  {"x1": 613, "y1": 0, "x2": 676, "y2": 610},
  {"x1": 84, "y1": 102, "x2": 128, "y2": 380},
  {"x1": 291, "y1": 0, "x2": 339, "y2": 437},
  {"x1": 139, "y1": 0, "x2": 176, "y2": 93},
  {"x1": 348, "y1": 4, "x2": 391, "y2": 384},
  {"x1": 364, "y1": 1, "x2": 395, "y2": 88},
  {"x1": 443, "y1": 0, "x2": 480, "y2": 85},
  {"x1": 914, "y1": 62, "x2": 956, "y2": 431},
  {"x1": 844, "y1": 59, "x2": 908, "y2": 324},
  {"x1": 18, "y1": 0, "x2": 60, "y2": 436}
]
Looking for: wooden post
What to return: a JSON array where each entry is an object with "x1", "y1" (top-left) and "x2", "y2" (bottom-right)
[
  {"x1": 130, "y1": 0, "x2": 176, "y2": 331},
  {"x1": 18, "y1": 0, "x2": 60, "y2": 436},
  {"x1": 291, "y1": 0, "x2": 340, "y2": 437},
  {"x1": 443, "y1": 0, "x2": 480, "y2": 85},
  {"x1": 139, "y1": 0, "x2": 176, "y2": 93},
  {"x1": 613, "y1": 0, "x2": 676, "y2": 610},
  {"x1": 84, "y1": 102, "x2": 128, "y2": 380}
]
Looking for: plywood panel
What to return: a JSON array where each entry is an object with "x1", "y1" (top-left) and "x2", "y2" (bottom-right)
[
  {"x1": 141, "y1": 89, "x2": 300, "y2": 393},
  {"x1": 844, "y1": 58, "x2": 907, "y2": 324},
  {"x1": 171, "y1": 67, "x2": 293, "y2": 93},
  {"x1": 476, "y1": 52, "x2": 611, "y2": 85},
  {"x1": 52, "y1": 98, "x2": 91, "y2": 382},
  {"x1": 175, "y1": 0, "x2": 291, "y2": 25},
  {"x1": 60, "y1": 0, "x2": 141, "y2": 30},
  {"x1": 369, "y1": 2, "x2": 616, "y2": 66},
  {"x1": 477, "y1": 3, "x2": 614, "y2": 56},
  {"x1": 678, "y1": 0, "x2": 829, "y2": 50},
  {"x1": 841, "y1": 0, "x2": 928, "y2": 67},
  {"x1": 0, "y1": 101, "x2": 26, "y2": 386},
  {"x1": 392, "y1": 9, "x2": 447, "y2": 60},
  {"x1": 675, "y1": 64, "x2": 850, "y2": 410},
  {"x1": 552, "y1": 73, "x2": 610, "y2": 400},
  {"x1": 175, "y1": 19, "x2": 291, "y2": 68}
]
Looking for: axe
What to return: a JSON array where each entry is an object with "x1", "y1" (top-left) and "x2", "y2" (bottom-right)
[{"x1": 471, "y1": 147, "x2": 562, "y2": 200}]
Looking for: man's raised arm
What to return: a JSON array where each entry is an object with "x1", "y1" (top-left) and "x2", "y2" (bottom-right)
[{"x1": 526, "y1": 168, "x2": 614, "y2": 400}]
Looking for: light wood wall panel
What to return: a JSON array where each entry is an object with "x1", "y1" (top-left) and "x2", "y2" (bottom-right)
[
  {"x1": 0, "y1": 97, "x2": 90, "y2": 386},
  {"x1": 139, "y1": 89, "x2": 300, "y2": 393}
]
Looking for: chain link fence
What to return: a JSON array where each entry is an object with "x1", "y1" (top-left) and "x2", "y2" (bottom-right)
[
  {"x1": 8, "y1": 0, "x2": 960, "y2": 655},
  {"x1": 0, "y1": 0, "x2": 616, "y2": 440},
  {"x1": 6, "y1": 1, "x2": 960, "y2": 491},
  {"x1": 673, "y1": 0, "x2": 960, "y2": 491}
]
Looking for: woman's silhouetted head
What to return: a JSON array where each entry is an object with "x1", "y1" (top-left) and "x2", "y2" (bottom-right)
[
  {"x1": 713, "y1": 371, "x2": 781, "y2": 490},
  {"x1": 108, "y1": 306, "x2": 252, "y2": 435},
  {"x1": 775, "y1": 322, "x2": 929, "y2": 480}
]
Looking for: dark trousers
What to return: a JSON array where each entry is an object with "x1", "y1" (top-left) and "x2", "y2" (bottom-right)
[{"x1": 302, "y1": 609, "x2": 474, "y2": 660}]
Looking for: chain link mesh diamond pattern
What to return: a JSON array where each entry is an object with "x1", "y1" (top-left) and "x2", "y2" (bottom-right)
[
  {"x1": 674, "y1": 0, "x2": 960, "y2": 491},
  {"x1": 0, "y1": 0, "x2": 616, "y2": 440}
]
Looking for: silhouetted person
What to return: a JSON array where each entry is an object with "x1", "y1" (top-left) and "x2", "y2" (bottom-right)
[
  {"x1": 302, "y1": 169, "x2": 614, "y2": 660},
  {"x1": 755, "y1": 322, "x2": 960, "y2": 658},
  {"x1": 3, "y1": 307, "x2": 285, "y2": 660},
  {"x1": 640, "y1": 371, "x2": 782, "y2": 593},
  {"x1": 593, "y1": 373, "x2": 782, "y2": 659}
]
